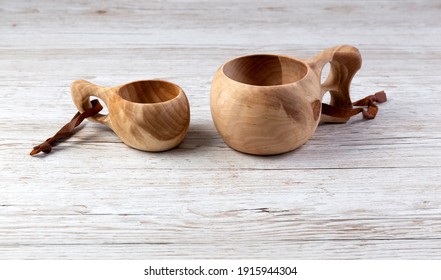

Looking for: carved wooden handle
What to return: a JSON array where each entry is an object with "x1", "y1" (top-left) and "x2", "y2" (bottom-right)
[
  {"x1": 70, "y1": 80, "x2": 114, "y2": 128},
  {"x1": 309, "y1": 45, "x2": 362, "y2": 123}
]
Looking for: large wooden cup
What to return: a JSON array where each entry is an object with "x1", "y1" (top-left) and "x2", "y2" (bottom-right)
[
  {"x1": 71, "y1": 80, "x2": 190, "y2": 152},
  {"x1": 210, "y1": 45, "x2": 362, "y2": 155}
]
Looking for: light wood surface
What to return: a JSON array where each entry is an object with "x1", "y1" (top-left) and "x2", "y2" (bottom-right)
[
  {"x1": 1, "y1": 0, "x2": 441, "y2": 259},
  {"x1": 210, "y1": 46, "x2": 362, "y2": 155}
]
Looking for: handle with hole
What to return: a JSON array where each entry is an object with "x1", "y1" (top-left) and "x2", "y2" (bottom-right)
[
  {"x1": 309, "y1": 45, "x2": 362, "y2": 123},
  {"x1": 70, "y1": 80, "x2": 114, "y2": 128}
]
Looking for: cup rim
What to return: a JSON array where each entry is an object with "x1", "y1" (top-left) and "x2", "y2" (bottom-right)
[
  {"x1": 221, "y1": 54, "x2": 309, "y2": 87},
  {"x1": 117, "y1": 79, "x2": 184, "y2": 105}
]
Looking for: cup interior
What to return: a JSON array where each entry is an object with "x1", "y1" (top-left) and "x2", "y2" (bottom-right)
[
  {"x1": 222, "y1": 54, "x2": 308, "y2": 86},
  {"x1": 117, "y1": 80, "x2": 181, "y2": 103}
]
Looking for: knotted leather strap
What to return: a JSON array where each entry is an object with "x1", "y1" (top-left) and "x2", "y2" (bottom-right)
[
  {"x1": 321, "y1": 91, "x2": 387, "y2": 120},
  {"x1": 30, "y1": 99, "x2": 103, "y2": 156}
]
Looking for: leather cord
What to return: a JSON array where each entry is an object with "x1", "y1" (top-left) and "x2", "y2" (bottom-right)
[
  {"x1": 30, "y1": 99, "x2": 103, "y2": 156},
  {"x1": 321, "y1": 91, "x2": 387, "y2": 120}
]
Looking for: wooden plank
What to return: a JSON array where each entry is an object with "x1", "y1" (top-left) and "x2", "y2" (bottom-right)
[{"x1": 0, "y1": 0, "x2": 441, "y2": 259}]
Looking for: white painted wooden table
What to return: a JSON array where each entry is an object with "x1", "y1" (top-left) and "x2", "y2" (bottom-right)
[{"x1": 1, "y1": 0, "x2": 441, "y2": 259}]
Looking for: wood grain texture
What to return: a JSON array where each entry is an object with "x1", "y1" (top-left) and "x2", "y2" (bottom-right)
[
  {"x1": 210, "y1": 46, "x2": 362, "y2": 155},
  {"x1": 211, "y1": 54, "x2": 318, "y2": 155},
  {"x1": 1, "y1": 0, "x2": 441, "y2": 259},
  {"x1": 71, "y1": 79, "x2": 190, "y2": 151}
]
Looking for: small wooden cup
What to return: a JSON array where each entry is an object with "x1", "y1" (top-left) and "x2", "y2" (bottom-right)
[
  {"x1": 71, "y1": 80, "x2": 190, "y2": 152},
  {"x1": 210, "y1": 45, "x2": 362, "y2": 155}
]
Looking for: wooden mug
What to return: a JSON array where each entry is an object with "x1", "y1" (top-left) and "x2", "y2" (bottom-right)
[
  {"x1": 210, "y1": 45, "x2": 362, "y2": 155},
  {"x1": 71, "y1": 80, "x2": 190, "y2": 152}
]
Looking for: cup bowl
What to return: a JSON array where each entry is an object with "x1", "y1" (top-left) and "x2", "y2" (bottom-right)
[
  {"x1": 111, "y1": 80, "x2": 190, "y2": 152},
  {"x1": 71, "y1": 79, "x2": 190, "y2": 152},
  {"x1": 210, "y1": 54, "x2": 321, "y2": 155}
]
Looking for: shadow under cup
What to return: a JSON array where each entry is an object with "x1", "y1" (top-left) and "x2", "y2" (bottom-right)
[
  {"x1": 117, "y1": 80, "x2": 182, "y2": 103},
  {"x1": 222, "y1": 54, "x2": 308, "y2": 86}
]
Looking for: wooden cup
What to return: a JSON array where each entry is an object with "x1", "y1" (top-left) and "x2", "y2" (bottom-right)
[
  {"x1": 210, "y1": 45, "x2": 362, "y2": 155},
  {"x1": 71, "y1": 80, "x2": 190, "y2": 152}
]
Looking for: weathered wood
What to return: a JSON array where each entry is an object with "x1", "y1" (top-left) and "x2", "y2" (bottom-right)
[{"x1": 1, "y1": 0, "x2": 441, "y2": 259}]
